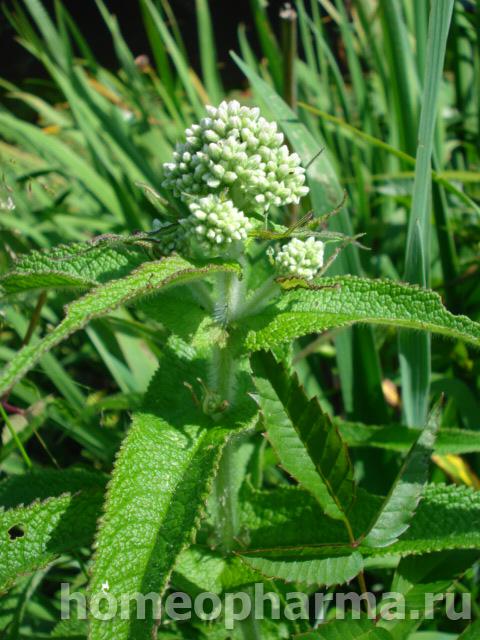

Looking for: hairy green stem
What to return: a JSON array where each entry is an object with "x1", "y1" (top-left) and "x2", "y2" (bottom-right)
[
  {"x1": 210, "y1": 271, "x2": 242, "y2": 554},
  {"x1": 209, "y1": 271, "x2": 262, "y2": 637},
  {"x1": 237, "y1": 276, "x2": 279, "y2": 320}
]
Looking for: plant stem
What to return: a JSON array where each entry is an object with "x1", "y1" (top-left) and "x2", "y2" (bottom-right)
[
  {"x1": 236, "y1": 276, "x2": 279, "y2": 320},
  {"x1": 22, "y1": 291, "x2": 47, "y2": 347},
  {"x1": 213, "y1": 436, "x2": 239, "y2": 553},
  {"x1": 209, "y1": 271, "x2": 262, "y2": 637},
  {"x1": 210, "y1": 271, "x2": 242, "y2": 553},
  {"x1": 0, "y1": 403, "x2": 32, "y2": 469}
]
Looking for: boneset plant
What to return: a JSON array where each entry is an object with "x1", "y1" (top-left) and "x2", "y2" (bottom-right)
[{"x1": 1, "y1": 100, "x2": 480, "y2": 640}]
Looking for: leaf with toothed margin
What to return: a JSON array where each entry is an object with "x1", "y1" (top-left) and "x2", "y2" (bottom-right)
[
  {"x1": 251, "y1": 350, "x2": 355, "y2": 522},
  {"x1": 244, "y1": 276, "x2": 480, "y2": 351},
  {"x1": 0, "y1": 488, "x2": 104, "y2": 593},
  {"x1": 88, "y1": 346, "x2": 257, "y2": 640},
  {"x1": 0, "y1": 257, "x2": 239, "y2": 398},
  {"x1": 361, "y1": 400, "x2": 441, "y2": 549},
  {"x1": 0, "y1": 242, "x2": 150, "y2": 296},
  {"x1": 240, "y1": 483, "x2": 480, "y2": 559},
  {"x1": 238, "y1": 546, "x2": 363, "y2": 588}
]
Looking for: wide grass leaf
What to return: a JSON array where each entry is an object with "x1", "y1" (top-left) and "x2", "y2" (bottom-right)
[
  {"x1": 245, "y1": 276, "x2": 480, "y2": 351},
  {"x1": 0, "y1": 257, "x2": 239, "y2": 397},
  {"x1": 361, "y1": 401, "x2": 440, "y2": 548},
  {"x1": 337, "y1": 421, "x2": 480, "y2": 456},
  {"x1": 251, "y1": 350, "x2": 355, "y2": 523},
  {"x1": 88, "y1": 348, "x2": 256, "y2": 640}
]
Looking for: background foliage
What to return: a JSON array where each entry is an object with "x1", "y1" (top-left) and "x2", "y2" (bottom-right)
[{"x1": 0, "y1": 0, "x2": 479, "y2": 638}]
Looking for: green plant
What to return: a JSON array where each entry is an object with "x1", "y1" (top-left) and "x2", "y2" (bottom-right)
[{"x1": 1, "y1": 1, "x2": 480, "y2": 639}]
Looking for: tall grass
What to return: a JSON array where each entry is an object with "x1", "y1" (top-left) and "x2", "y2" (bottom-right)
[{"x1": 1, "y1": 0, "x2": 479, "y2": 499}]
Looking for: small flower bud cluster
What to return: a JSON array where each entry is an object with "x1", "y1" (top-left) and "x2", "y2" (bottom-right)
[
  {"x1": 162, "y1": 100, "x2": 309, "y2": 214},
  {"x1": 185, "y1": 194, "x2": 252, "y2": 250},
  {"x1": 273, "y1": 237, "x2": 325, "y2": 280}
]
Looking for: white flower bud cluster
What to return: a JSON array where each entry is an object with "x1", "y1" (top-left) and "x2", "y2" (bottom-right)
[
  {"x1": 273, "y1": 237, "x2": 325, "y2": 280},
  {"x1": 162, "y1": 100, "x2": 309, "y2": 214},
  {"x1": 185, "y1": 194, "x2": 253, "y2": 250}
]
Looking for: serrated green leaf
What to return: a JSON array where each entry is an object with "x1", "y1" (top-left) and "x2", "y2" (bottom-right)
[
  {"x1": 0, "y1": 488, "x2": 103, "y2": 592},
  {"x1": 380, "y1": 484, "x2": 480, "y2": 557},
  {"x1": 88, "y1": 347, "x2": 256, "y2": 640},
  {"x1": 0, "y1": 257, "x2": 239, "y2": 397},
  {"x1": 362, "y1": 402, "x2": 441, "y2": 548},
  {"x1": 245, "y1": 276, "x2": 480, "y2": 351},
  {"x1": 239, "y1": 547, "x2": 363, "y2": 588},
  {"x1": 0, "y1": 242, "x2": 149, "y2": 296},
  {"x1": 251, "y1": 350, "x2": 355, "y2": 523},
  {"x1": 241, "y1": 483, "x2": 480, "y2": 560},
  {"x1": 297, "y1": 618, "x2": 394, "y2": 639}
]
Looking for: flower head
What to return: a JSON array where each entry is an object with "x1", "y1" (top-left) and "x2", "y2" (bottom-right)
[
  {"x1": 273, "y1": 237, "x2": 325, "y2": 280},
  {"x1": 184, "y1": 194, "x2": 252, "y2": 252},
  {"x1": 162, "y1": 100, "x2": 309, "y2": 214}
]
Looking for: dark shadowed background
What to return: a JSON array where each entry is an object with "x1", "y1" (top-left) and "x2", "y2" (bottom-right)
[{"x1": 0, "y1": 0, "x2": 284, "y2": 89}]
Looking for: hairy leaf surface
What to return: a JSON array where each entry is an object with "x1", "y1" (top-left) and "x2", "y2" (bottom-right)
[
  {"x1": 251, "y1": 350, "x2": 355, "y2": 522},
  {"x1": 0, "y1": 242, "x2": 149, "y2": 295},
  {"x1": 239, "y1": 546, "x2": 363, "y2": 587},
  {"x1": 0, "y1": 257, "x2": 239, "y2": 397},
  {"x1": 88, "y1": 348, "x2": 256, "y2": 640},
  {"x1": 240, "y1": 483, "x2": 480, "y2": 558},
  {"x1": 0, "y1": 489, "x2": 103, "y2": 592},
  {"x1": 245, "y1": 276, "x2": 480, "y2": 351}
]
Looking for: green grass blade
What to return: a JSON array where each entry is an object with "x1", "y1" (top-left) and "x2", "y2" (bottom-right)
[
  {"x1": 249, "y1": 0, "x2": 283, "y2": 91},
  {"x1": 140, "y1": 0, "x2": 205, "y2": 118},
  {"x1": 298, "y1": 101, "x2": 480, "y2": 215},
  {"x1": 380, "y1": 0, "x2": 419, "y2": 155},
  {"x1": 195, "y1": 0, "x2": 223, "y2": 104},
  {"x1": 399, "y1": 0, "x2": 454, "y2": 427},
  {"x1": 232, "y1": 51, "x2": 388, "y2": 422}
]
